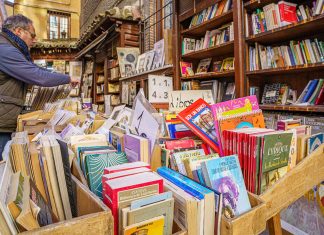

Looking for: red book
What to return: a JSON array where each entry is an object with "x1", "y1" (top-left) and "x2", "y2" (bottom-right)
[
  {"x1": 103, "y1": 172, "x2": 163, "y2": 235},
  {"x1": 103, "y1": 161, "x2": 150, "y2": 174},
  {"x1": 174, "y1": 130, "x2": 196, "y2": 139},
  {"x1": 177, "y1": 99, "x2": 220, "y2": 153},
  {"x1": 165, "y1": 139, "x2": 195, "y2": 150},
  {"x1": 278, "y1": 1, "x2": 298, "y2": 26},
  {"x1": 315, "y1": 84, "x2": 324, "y2": 105}
]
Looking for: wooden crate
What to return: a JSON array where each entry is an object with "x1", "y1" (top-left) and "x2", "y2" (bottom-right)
[
  {"x1": 221, "y1": 192, "x2": 267, "y2": 235},
  {"x1": 260, "y1": 144, "x2": 324, "y2": 220},
  {"x1": 172, "y1": 220, "x2": 187, "y2": 235},
  {"x1": 20, "y1": 176, "x2": 113, "y2": 235}
]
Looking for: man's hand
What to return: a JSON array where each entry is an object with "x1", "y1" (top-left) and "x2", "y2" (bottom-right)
[{"x1": 70, "y1": 76, "x2": 80, "y2": 88}]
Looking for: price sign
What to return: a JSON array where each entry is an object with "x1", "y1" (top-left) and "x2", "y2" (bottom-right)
[
  {"x1": 148, "y1": 75, "x2": 173, "y2": 103},
  {"x1": 131, "y1": 99, "x2": 159, "y2": 153},
  {"x1": 169, "y1": 90, "x2": 214, "y2": 112}
]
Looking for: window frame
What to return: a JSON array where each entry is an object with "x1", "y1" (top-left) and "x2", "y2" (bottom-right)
[{"x1": 47, "y1": 10, "x2": 71, "y2": 40}]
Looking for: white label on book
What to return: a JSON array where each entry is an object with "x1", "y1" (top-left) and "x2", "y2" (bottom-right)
[
  {"x1": 169, "y1": 90, "x2": 214, "y2": 112},
  {"x1": 148, "y1": 75, "x2": 173, "y2": 103},
  {"x1": 266, "y1": 91, "x2": 277, "y2": 98}
]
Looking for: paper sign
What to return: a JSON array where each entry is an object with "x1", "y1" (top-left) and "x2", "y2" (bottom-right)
[
  {"x1": 148, "y1": 75, "x2": 173, "y2": 103},
  {"x1": 131, "y1": 100, "x2": 159, "y2": 153},
  {"x1": 169, "y1": 90, "x2": 214, "y2": 112}
]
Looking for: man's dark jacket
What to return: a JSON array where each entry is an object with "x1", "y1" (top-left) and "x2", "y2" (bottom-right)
[{"x1": 0, "y1": 33, "x2": 70, "y2": 132}]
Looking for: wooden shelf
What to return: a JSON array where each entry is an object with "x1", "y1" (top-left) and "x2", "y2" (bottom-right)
[
  {"x1": 107, "y1": 92, "x2": 119, "y2": 95},
  {"x1": 108, "y1": 79, "x2": 120, "y2": 83},
  {"x1": 181, "y1": 71, "x2": 234, "y2": 80},
  {"x1": 246, "y1": 14, "x2": 324, "y2": 44},
  {"x1": 96, "y1": 92, "x2": 104, "y2": 95},
  {"x1": 96, "y1": 81, "x2": 105, "y2": 84},
  {"x1": 96, "y1": 100, "x2": 104, "y2": 103},
  {"x1": 181, "y1": 10, "x2": 233, "y2": 37},
  {"x1": 119, "y1": 65, "x2": 173, "y2": 81},
  {"x1": 152, "y1": 103, "x2": 169, "y2": 110},
  {"x1": 260, "y1": 104, "x2": 324, "y2": 113},
  {"x1": 181, "y1": 41, "x2": 234, "y2": 60},
  {"x1": 246, "y1": 62, "x2": 324, "y2": 77}
]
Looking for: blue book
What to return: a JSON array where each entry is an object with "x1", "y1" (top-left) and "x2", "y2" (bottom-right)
[
  {"x1": 307, "y1": 133, "x2": 324, "y2": 155},
  {"x1": 302, "y1": 79, "x2": 319, "y2": 103},
  {"x1": 287, "y1": 47, "x2": 296, "y2": 66},
  {"x1": 201, "y1": 155, "x2": 251, "y2": 218},
  {"x1": 157, "y1": 167, "x2": 215, "y2": 235}
]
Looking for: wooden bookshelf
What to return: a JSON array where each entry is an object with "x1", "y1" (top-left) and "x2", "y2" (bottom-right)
[
  {"x1": 260, "y1": 104, "x2": 324, "y2": 113},
  {"x1": 246, "y1": 63, "x2": 324, "y2": 77},
  {"x1": 181, "y1": 41, "x2": 234, "y2": 60},
  {"x1": 242, "y1": 0, "x2": 324, "y2": 114},
  {"x1": 175, "y1": 0, "x2": 237, "y2": 100},
  {"x1": 246, "y1": 14, "x2": 324, "y2": 44},
  {"x1": 181, "y1": 71, "x2": 234, "y2": 80},
  {"x1": 181, "y1": 10, "x2": 233, "y2": 37}
]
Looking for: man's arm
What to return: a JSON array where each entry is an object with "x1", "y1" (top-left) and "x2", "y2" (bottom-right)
[{"x1": 0, "y1": 44, "x2": 71, "y2": 87}]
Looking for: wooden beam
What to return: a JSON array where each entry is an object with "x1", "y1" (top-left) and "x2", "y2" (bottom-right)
[
  {"x1": 233, "y1": 0, "x2": 246, "y2": 97},
  {"x1": 172, "y1": 0, "x2": 181, "y2": 90}
]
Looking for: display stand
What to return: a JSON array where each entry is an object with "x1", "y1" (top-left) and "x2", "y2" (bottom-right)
[{"x1": 221, "y1": 144, "x2": 324, "y2": 235}]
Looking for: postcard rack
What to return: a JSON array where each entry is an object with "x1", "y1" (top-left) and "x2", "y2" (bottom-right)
[{"x1": 221, "y1": 144, "x2": 324, "y2": 235}]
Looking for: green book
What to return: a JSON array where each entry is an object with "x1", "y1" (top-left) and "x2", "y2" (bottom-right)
[
  {"x1": 260, "y1": 132, "x2": 293, "y2": 193},
  {"x1": 85, "y1": 152, "x2": 128, "y2": 199}
]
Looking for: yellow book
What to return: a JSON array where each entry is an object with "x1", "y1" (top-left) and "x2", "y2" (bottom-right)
[
  {"x1": 123, "y1": 215, "x2": 164, "y2": 235},
  {"x1": 297, "y1": 134, "x2": 311, "y2": 163}
]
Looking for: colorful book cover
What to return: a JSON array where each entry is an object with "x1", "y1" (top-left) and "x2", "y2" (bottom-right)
[
  {"x1": 165, "y1": 139, "x2": 195, "y2": 150},
  {"x1": 260, "y1": 132, "x2": 293, "y2": 193},
  {"x1": 307, "y1": 133, "x2": 324, "y2": 155},
  {"x1": 103, "y1": 172, "x2": 163, "y2": 235},
  {"x1": 211, "y1": 96, "x2": 260, "y2": 156},
  {"x1": 218, "y1": 111, "x2": 265, "y2": 134},
  {"x1": 85, "y1": 152, "x2": 128, "y2": 199},
  {"x1": 201, "y1": 155, "x2": 251, "y2": 218},
  {"x1": 103, "y1": 161, "x2": 150, "y2": 174},
  {"x1": 123, "y1": 216, "x2": 164, "y2": 235},
  {"x1": 178, "y1": 99, "x2": 220, "y2": 154},
  {"x1": 180, "y1": 61, "x2": 193, "y2": 77},
  {"x1": 171, "y1": 148, "x2": 205, "y2": 175}
]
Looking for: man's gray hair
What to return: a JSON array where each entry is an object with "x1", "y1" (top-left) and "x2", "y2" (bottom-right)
[{"x1": 2, "y1": 14, "x2": 33, "y2": 30}]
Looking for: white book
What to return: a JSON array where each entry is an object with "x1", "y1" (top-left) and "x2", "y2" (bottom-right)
[
  {"x1": 315, "y1": 0, "x2": 324, "y2": 15},
  {"x1": 304, "y1": 39, "x2": 317, "y2": 63},
  {"x1": 299, "y1": 5, "x2": 308, "y2": 20}
]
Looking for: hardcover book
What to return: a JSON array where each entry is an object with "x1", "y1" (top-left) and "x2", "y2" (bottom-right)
[
  {"x1": 103, "y1": 172, "x2": 163, "y2": 235},
  {"x1": 201, "y1": 155, "x2": 251, "y2": 218},
  {"x1": 307, "y1": 133, "x2": 324, "y2": 155},
  {"x1": 171, "y1": 148, "x2": 205, "y2": 175},
  {"x1": 85, "y1": 152, "x2": 128, "y2": 199},
  {"x1": 178, "y1": 99, "x2": 220, "y2": 154},
  {"x1": 124, "y1": 134, "x2": 150, "y2": 163}
]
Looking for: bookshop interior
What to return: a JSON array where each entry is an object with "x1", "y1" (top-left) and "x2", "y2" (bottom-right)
[{"x1": 1, "y1": 0, "x2": 324, "y2": 234}]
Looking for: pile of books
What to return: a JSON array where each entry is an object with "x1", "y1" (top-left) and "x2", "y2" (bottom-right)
[
  {"x1": 188, "y1": 0, "x2": 233, "y2": 28},
  {"x1": 182, "y1": 22, "x2": 234, "y2": 55},
  {"x1": 249, "y1": 38, "x2": 324, "y2": 71}
]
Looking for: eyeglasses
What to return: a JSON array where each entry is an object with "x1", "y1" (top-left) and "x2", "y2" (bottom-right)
[{"x1": 22, "y1": 28, "x2": 36, "y2": 39}]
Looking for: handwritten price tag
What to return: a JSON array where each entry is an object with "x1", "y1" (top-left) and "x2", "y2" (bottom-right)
[{"x1": 148, "y1": 75, "x2": 173, "y2": 103}]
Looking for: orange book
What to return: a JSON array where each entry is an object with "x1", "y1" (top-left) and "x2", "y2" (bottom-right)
[
  {"x1": 216, "y1": 0, "x2": 226, "y2": 16},
  {"x1": 218, "y1": 111, "x2": 266, "y2": 137}
]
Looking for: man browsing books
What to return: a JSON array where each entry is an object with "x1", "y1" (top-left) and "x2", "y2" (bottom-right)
[{"x1": 0, "y1": 14, "x2": 79, "y2": 159}]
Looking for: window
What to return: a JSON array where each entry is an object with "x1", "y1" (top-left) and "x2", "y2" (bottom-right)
[{"x1": 48, "y1": 11, "x2": 70, "y2": 39}]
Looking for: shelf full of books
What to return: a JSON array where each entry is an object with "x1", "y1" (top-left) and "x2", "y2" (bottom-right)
[
  {"x1": 178, "y1": 0, "x2": 236, "y2": 104},
  {"x1": 245, "y1": 0, "x2": 324, "y2": 113}
]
